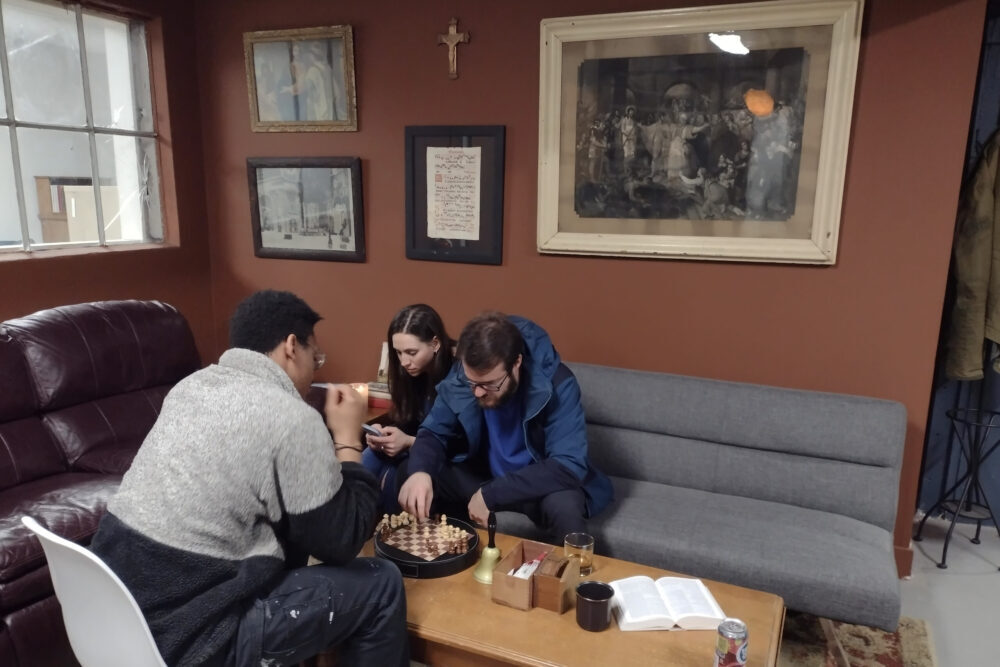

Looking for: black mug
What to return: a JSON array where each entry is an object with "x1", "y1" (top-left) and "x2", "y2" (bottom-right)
[{"x1": 576, "y1": 581, "x2": 614, "y2": 632}]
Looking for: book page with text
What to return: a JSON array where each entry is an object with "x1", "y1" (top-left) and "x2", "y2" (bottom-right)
[
  {"x1": 613, "y1": 576, "x2": 672, "y2": 622},
  {"x1": 655, "y1": 577, "x2": 724, "y2": 622}
]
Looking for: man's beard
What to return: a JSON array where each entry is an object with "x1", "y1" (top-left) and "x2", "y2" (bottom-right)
[{"x1": 477, "y1": 374, "x2": 519, "y2": 409}]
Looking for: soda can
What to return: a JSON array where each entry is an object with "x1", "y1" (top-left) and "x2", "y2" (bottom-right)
[{"x1": 714, "y1": 617, "x2": 748, "y2": 667}]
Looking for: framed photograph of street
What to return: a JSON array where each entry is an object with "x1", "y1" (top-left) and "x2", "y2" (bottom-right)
[
  {"x1": 405, "y1": 125, "x2": 505, "y2": 265},
  {"x1": 247, "y1": 157, "x2": 365, "y2": 262},
  {"x1": 536, "y1": 0, "x2": 864, "y2": 264},
  {"x1": 243, "y1": 25, "x2": 357, "y2": 132}
]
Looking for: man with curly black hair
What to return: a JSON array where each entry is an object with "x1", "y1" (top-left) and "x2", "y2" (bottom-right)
[{"x1": 92, "y1": 290, "x2": 408, "y2": 667}]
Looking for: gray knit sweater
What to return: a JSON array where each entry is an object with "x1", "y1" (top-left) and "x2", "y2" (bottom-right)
[{"x1": 91, "y1": 348, "x2": 379, "y2": 666}]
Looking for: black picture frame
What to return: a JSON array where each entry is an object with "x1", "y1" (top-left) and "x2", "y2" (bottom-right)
[
  {"x1": 247, "y1": 156, "x2": 365, "y2": 262},
  {"x1": 404, "y1": 125, "x2": 505, "y2": 265}
]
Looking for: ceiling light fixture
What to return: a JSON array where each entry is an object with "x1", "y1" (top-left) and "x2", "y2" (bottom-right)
[{"x1": 709, "y1": 32, "x2": 749, "y2": 55}]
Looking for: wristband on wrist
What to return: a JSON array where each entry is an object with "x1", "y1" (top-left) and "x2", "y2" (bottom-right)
[{"x1": 334, "y1": 443, "x2": 364, "y2": 453}]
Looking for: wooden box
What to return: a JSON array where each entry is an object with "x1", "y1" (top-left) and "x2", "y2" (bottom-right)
[
  {"x1": 491, "y1": 540, "x2": 552, "y2": 611},
  {"x1": 531, "y1": 551, "x2": 579, "y2": 613}
]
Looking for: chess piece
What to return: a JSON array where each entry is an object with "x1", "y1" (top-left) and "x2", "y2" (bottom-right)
[{"x1": 473, "y1": 512, "x2": 500, "y2": 584}]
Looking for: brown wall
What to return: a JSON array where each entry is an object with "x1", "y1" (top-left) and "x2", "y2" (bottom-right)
[
  {"x1": 0, "y1": 0, "x2": 214, "y2": 359},
  {"x1": 195, "y1": 0, "x2": 985, "y2": 575}
]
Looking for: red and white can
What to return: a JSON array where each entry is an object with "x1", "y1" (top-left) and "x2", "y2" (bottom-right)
[{"x1": 714, "y1": 617, "x2": 748, "y2": 667}]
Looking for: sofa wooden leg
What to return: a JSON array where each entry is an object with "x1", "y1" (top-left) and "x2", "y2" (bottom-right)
[{"x1": 819, "y1": 617, "x2": 851, "y2": 667}]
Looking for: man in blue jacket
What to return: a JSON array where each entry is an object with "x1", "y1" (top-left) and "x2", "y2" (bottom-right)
[{"x1": 398, "y1": 312, "x2": 612, "y2": 541}]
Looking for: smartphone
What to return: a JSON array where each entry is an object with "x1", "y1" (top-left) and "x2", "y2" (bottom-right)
[{"x1": 362, "y1": 424, "x2": 383, "y2": 437}]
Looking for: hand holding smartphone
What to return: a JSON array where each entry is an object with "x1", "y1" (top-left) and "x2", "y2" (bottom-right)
[{"x1": 362, "y1": 423, "x2": 383, "y2": 437}]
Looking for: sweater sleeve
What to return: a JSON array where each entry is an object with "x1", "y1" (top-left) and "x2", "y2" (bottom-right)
[
  {"x1": 284, "y1": 463, "x2": 379, "y2": 564},
  {"x1": 272, "y1": 408, "x2": 378, "y2": 564},
  {"x1": 407, "y1": 392, "x2": 466, "y2": 476}
]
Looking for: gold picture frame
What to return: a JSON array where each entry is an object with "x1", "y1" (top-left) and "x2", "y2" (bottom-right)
[
  {"x1": 243, "y1": 25, "x2": 358, "y2": 132},
  {"x1": 536, "y1": 0, "x2": 864, "y2": 264}
]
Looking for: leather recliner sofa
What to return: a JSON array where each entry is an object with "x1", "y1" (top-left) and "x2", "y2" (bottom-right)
[{"x1": 0, "y1": 300, "x2": 199, "y2": 667}]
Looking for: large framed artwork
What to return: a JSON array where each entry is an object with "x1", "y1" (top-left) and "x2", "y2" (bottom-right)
[
  {"x1": 405, "y1": 125, "x2": 505, "y2": 265},
  {"x1": 247, "y1": 157, "x2": 365, "y2": 262},
  {"x1": 243, "y1": 25, "x2": 358, "y2": 132},
  {"x1": 536, "y1": 0, "x2": 864, "y2": 264}
]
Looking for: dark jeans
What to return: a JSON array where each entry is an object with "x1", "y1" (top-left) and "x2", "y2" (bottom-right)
[
  {"x1": 361, "y1": 447, "x2": 405, "y2": 515},
  {"x1": 397, "y1": 457, "x2": 588, "y2": 543},
  {"x1": 226, "y1": 558, "x2": 408, "y2": 667}
]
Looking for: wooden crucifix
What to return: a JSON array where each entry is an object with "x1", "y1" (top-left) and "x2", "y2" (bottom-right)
[{"x1": 437, "y1": 17, "x2": 469, "y2": 79}]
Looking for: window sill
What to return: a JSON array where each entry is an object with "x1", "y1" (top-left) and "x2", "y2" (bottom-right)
[{"x1": 0, "y1": 241, "x2": 175, "y2": 262}]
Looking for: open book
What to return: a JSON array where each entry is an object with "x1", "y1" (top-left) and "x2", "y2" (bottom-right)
[{"x1": 609, "y1": 575, "x2": 725, "y2": 631}]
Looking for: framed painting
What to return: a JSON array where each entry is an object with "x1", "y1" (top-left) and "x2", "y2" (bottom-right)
[
  {"x1": 405, "y1": 125, "x2": 505, "y2": 265},
  {"x1": 247, "y1": 157, "x2": 365, "y2": 262},
  {"x1": 536, "y1": 0, "x2": 864, "y2": 264},
  {"x1": 244, "y1": 25, "x2": 358, "y2": 132}
]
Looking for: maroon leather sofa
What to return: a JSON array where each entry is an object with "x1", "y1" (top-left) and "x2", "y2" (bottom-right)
[{"x1": 0, "y1": 300, "x2": 199, "y2": 667}]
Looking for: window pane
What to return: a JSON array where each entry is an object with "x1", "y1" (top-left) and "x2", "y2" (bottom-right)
[
  {"x1": 0, "y1": 130, "x2": 21, "y2": 247},
  {"x1": 84, "y1": 13, "x2": 151, "y2": 132},
  {"x1": 95, "y1": 133, "x2": 160, "y2": 242},
  {"x1": 4, "y1": 0, "x2": 86, "y2": 126},
  {"x1": 17, "y1": 127, "x2": 96, "y2": 246}
]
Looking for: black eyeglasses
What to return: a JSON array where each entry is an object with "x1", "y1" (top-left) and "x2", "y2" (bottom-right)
[{"x1": 465, "y1": 372, "x2": 509, "y2": 393}]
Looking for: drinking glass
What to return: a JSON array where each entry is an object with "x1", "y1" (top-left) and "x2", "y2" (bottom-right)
[{"x1": 564, "y1": 532, "x2": 595, "y2": 576}]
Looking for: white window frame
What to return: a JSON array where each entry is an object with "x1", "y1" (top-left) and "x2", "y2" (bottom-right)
[{"x1": 0, "y1": 0, "x2": 160, "y2": 253}]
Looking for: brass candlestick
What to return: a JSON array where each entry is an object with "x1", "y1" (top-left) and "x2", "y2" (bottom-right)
[{"x1": 473, "y1": 512, "x2": 500, "y2": 584}]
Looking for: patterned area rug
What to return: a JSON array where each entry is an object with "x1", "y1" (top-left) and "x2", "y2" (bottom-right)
[{"x1": 779, "y1": 612, "x2": 936, "y2": 667}]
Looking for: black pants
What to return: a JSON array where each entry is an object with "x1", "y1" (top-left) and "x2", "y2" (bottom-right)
[
  {"x1": 226, "y1": 559, "x2": 408, "y2": 667},
  {"x1": 398, "y1": 457, "x2": 588, "y2": 543}
]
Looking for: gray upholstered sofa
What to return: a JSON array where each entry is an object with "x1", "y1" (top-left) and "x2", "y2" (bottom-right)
[{"x1": 497, "y1": 362, "x2": 906, "y2": 631}]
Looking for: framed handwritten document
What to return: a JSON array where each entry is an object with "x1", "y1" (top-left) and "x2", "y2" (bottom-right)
[{"x1": 405, "y1": 125, "x2": 505, "y2": 264}]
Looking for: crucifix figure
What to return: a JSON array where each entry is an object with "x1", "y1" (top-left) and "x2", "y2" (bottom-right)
[{"x1": 437, "y1": 17, "x2": 469, "y2": 79}]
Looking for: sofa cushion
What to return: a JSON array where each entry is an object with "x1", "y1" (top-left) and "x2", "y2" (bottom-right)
[
  {"x1": 3, "y1": 595, "x2": 76, "y2": 667},
  {"x1": 584, "y1": 423, "x2": 901, "y2": 533},
  {"x1": 499, "y1": 476, "x2": 900, "y2": 630},
  {"x1": 567, "y1": 362, "x2": 907, "y2": 532},
  {"x1": 605, "y1": 478, "x2": 899, "y2": 630},
  {"x1": 0, "y1": 564, "x2": 55, "y2": 615},
  {"x1": 0, "y1": 473, "x2": 120, "y2": 585},
  {"x1": 0, "y1": 336, "x2": 36, "y2": 422},
  {"x1": 1, "y1": 300, "x2": 199, "y2": 412},
  {"x1": 0, "y1": 418, "x2": 67, "y2": 492},
  {"x1": 42, "y1": 387, "x2": 169, "y2": 474}
]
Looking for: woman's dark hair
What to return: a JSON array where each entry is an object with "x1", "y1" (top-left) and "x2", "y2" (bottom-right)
[
  {"x1": 387, "y1": 304, "x2": 455, "y2": 428},
  {"x1": 456, "y1": 312, "x2": 523, "y2": 372}
]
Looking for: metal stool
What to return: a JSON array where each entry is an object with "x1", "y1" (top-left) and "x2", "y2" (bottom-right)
[{"x1": 914, "y1": 407, "x2": 1000, "y2": 568}]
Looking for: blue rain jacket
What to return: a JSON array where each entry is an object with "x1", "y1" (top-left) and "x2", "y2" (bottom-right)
[{"x1": 407, "y1": 316, "x2": 613, "y2": 517}]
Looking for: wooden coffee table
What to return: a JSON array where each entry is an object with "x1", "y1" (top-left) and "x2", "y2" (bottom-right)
[{"x1": 366, "y1": 531, "x2": 785, "y2": 666}]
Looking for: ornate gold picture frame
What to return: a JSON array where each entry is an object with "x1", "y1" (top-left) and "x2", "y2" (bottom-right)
[
  {"x1": 536, "y1": 0, "x2": 864, "y2": 264},
  {"x1": 243, "y1": 25, "x2": 358, "y2": 132}
]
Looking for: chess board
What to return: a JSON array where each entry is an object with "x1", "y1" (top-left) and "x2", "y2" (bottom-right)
[
  {"x1": 375, "y1": 517, "x2": 480, "y2": 579},
  {"x1": 383, "y1": 523, "x2": 472, "y2": 561}
]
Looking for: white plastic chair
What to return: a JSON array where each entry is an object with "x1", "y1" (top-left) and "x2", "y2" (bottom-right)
[{"x1": 21, "y1": 516, "x2": 167, "y2": 667}]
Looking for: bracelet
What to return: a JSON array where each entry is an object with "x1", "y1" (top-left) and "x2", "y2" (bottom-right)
[{"x1": 334, "y1": 443, "x2": 364, "y2": 453}]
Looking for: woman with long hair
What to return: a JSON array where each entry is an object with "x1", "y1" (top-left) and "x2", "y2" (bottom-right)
[{"x1": 363, "y1": 304, "x2": 455, "y2": 512}]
